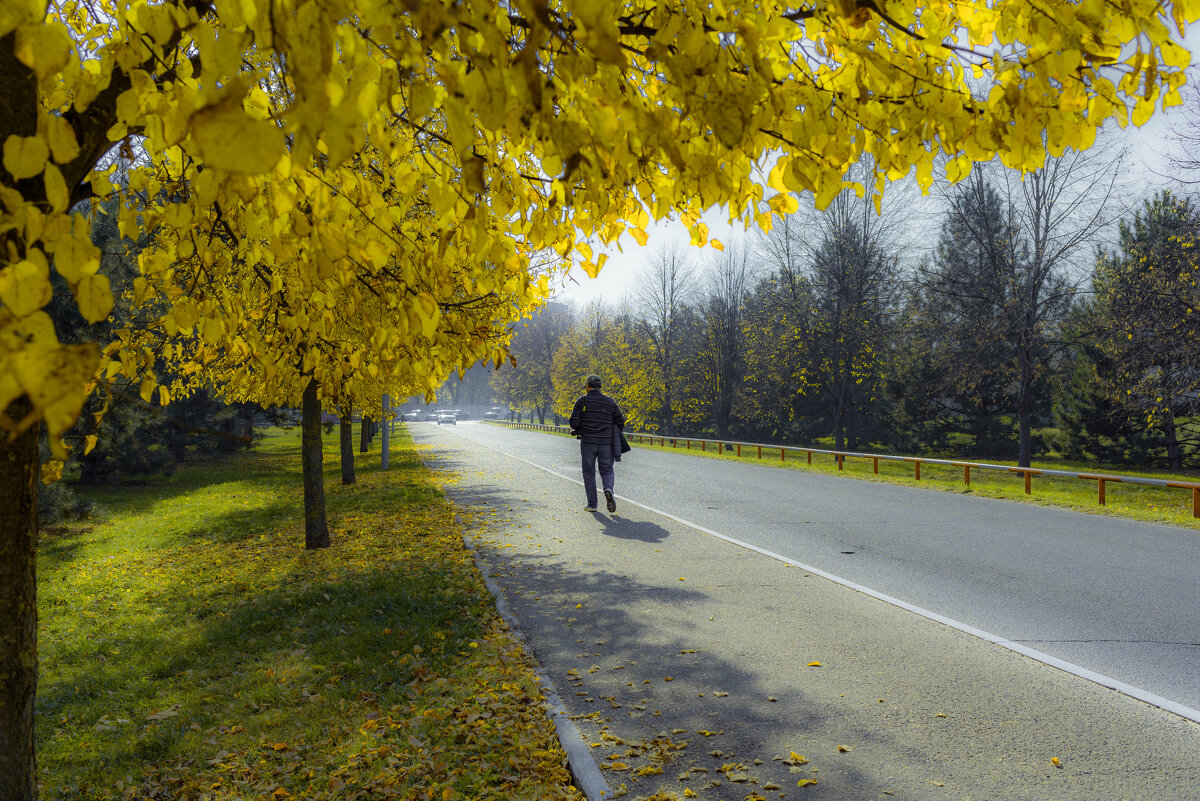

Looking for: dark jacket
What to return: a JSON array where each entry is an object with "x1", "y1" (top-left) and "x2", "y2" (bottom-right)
[{"x1": 569, "y1": 390, "x2": 626, "y2": 447}]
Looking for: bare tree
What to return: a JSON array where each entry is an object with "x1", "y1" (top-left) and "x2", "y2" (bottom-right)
[
  {"x1": 492, "y1": 301, "x2": 574, "y2": 423},
  {"x1": 925, "y1": 145, "x2": 1123, "y2": 465},
  {"x1": 807, "y1": 184, "x2": 905, "y2": 450},
  {"x1": 697, "y1": 241, "x2": 752, "y2": 439},
  {"x1": 632, "y1": 245, "x2": 696, "y2": 434}
]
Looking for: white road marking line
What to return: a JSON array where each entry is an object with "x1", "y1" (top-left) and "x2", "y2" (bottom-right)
[{"x1": 433, "y1": 424, "x2": 1200, "y2": 725}]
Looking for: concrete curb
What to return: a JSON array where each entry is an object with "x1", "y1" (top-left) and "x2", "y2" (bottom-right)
[{"x1": 462, "y1": 534, "x2": 612, "y2": 801}]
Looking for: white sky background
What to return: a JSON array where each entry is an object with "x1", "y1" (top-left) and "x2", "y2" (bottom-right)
[{"x1": 551, "y1": 24, "x2": 1200, "y2": 308}]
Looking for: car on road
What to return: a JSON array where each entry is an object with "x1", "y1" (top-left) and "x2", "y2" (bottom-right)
[
  {"x1": 436, "y1": 410, "x2": 457, "y2": 425},
  {"x1": 455, "y1": 409, "x2": 470, "y2": 420},
  {"x1": 484, "y1": 407, "x2": 505, "y2": 419}
]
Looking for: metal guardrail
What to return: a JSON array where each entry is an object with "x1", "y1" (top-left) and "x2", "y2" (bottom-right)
[{"x1": 494, "y1": 421, "x2": 1200, "y2": 518}]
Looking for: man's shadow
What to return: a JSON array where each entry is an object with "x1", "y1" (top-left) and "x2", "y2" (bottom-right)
[{"x1": 589, "y1": 510, "x2": 671, "y2": 543}]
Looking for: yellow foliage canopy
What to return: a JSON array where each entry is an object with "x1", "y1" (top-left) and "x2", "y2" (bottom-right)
[{"x1": 1, "y1": 0, "x2": 1198, "y2": 451}]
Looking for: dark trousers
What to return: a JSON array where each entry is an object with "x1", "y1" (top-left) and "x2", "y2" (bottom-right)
[{"x1": 580, "y1": 441, "x2": 615, "y2": 508}]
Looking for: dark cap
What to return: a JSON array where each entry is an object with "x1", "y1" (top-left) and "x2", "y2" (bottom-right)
[{"x1": 586, "y1": 374, "x2": 602, "y2": 388}]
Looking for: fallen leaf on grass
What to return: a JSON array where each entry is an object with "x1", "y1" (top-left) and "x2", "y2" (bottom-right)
[
  {"x1": 798, "y1": 778, "x2": 818, "y2": 787},
  {"x1": 837, "y1": 745, "x2": 853, "y2": 753}
]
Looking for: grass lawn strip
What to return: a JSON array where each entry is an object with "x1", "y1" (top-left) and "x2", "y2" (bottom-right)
[
  {"x1": 38, "y1": 427, "x2": 582, "y2": 801},
  {"x1": 495, "y1": 423, "x2": 1200, "y2": 530}
]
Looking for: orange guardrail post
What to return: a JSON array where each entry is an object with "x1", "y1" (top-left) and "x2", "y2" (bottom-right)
[
  {"x1": 702, "y1": 440, "x2": 706, "y2": 452},
  {"x1": 872, "y1": 456, "x2": 878, "y2": 474},
  {"x1": 757, "y1": 445, "x2": 762, "y2": 459},
  {"x1": 781, "y1": 447, "x2": 786, "y2": 462},
  {"x1": 737, "y1": 444, "x2": 742, "y2": 457},
  {"x1": 914, "y1": 460, "x2": 921, "y2": 480},
  {"x1": 1194, "y1": 487, "x2": 1199, "y2": 519},
  {"x1": 717, "y1": 441, "x2": 723, "y2": 454},
  {"x1": 806, "y1": 450, "x2": 812, "y2": 464},
  {"x1": 964, "y1": 465, "x2": 970, "y2": 486},
  {"x1": 686, "y1": 439, "x2": 691, "y2": 449},
  {"x1": 837, "y1": 454, "x2": 844, "y2": 470},
  {"x1": 1098, "y1": 478, "x2": 1106, "y2": 506}
]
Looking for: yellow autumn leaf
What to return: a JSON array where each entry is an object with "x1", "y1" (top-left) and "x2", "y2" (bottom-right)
[
  {"x1": 798, "y1": 778, "x2": 818, "y2": 787},
  {"x1": 14, "y1": 21, "x2": 72, "y2": 78},
  {"x1": 629, "y1": 227, "x2": 649, "y2": 246},
  {"x1": 807, "y1": 661, "x2": 822, "y2": 667},
  {"x1": 84, "y1": 434, "x2": 98, "y2": 455},
  {"x1": 43, "y1": 162, "x2": 68, "y2": 212},
  {"x1": 0, "y1": 259, "x2": 53, "y2": 317},
  {"x1": 768, "y1": 192, "x2": 799, "y2": 215},
  {"x1": 3, "y1": 133, "x2": 48, "y2": 180},
  {"x1": 190, "y1": 97, "x2": 286, "y2": 174},
  {"x1": 75, "y1": 273, "x2": 113, "y2": 323},
  {"x1": 40, "y1": 459, "x2": 64, "y2": 484}
]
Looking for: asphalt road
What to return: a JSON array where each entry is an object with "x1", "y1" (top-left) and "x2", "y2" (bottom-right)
[{"x1": 418, "y1": 420, "x2": 1200, "y2": 714}]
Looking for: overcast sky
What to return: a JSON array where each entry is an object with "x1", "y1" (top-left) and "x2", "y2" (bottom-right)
[{"x1": 551, "y1": 29, "x2": 1200, "y2": 308}]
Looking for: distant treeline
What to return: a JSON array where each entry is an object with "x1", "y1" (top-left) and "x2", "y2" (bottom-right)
[{"x1": 491, "y1": 159, "x2": 1200, "y2": 471}]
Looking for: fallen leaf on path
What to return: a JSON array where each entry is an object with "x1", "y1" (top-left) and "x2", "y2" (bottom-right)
[{"x1": 807, "y1": 661, "x2": 822, "y2": 667}]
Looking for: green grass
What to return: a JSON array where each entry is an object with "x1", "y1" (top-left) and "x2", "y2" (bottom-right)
[
  {"x1": 37, "y1": 427, "x2": 580, "y2": 801},
  {"x1": 496, "y1": 422, "x2": 1200, "y2": 530}
]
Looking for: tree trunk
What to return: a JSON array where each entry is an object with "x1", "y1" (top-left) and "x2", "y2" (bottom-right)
[
  {"x1": 301, "y1": 380, "x2": 330, "y2": 549},
  {"x1": 239, "y1": 410, "x2": 254, "y2": 442},
  {"x1": 1017, "y1": 354, "x2": 1033, "y2": 468},
  {"x1": 1164, "y1": 409, "x2": 1182, "y2": 470},
  {"x1": 381, "y1": 394, "x2": 390, "y2": 471},
  {"x1": 536, "y1": 404, "x2": 545, "y2": 425},
  {"x1": 833, "y1": 386, "x2": 846, "y2": 453},
  {"x1": 359, "y1": 416, "x2": 371, "y2": 453},
  {"x1": 339, "y1": 412, "x2": 355, "y2": 485},
  {"x1": 0, "y1": 397, "x2": 38, "y2": 801}
]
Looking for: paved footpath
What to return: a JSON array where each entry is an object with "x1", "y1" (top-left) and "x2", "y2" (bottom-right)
[{"x1": 412, "y1": 425, "x2": 1200, "y2": 801}]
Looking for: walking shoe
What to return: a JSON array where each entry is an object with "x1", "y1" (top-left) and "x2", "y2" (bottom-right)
[
  {"x1": 584, "y1": 505, "x2": 598, "y2": 512},
  {"x1": 604, "y1": 488, "x2": 616, "y2": 513}
]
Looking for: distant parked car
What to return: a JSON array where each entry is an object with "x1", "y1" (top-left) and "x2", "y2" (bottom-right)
[
  {"x1": 403, "y1": 410, "x2": 422, "y2": 422},
  {"x1": 436, "y1": 410, "x2": 457, "y2": 425},
  {"x1": 484, "y1": 407, "x2": 504, "y2": 419},
  {"x1": 456, "y1": 408, "x2": 470, "y2": 420}
]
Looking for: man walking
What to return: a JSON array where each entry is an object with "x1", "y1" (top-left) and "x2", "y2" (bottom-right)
[{"x1": 569, "y1": 374, "x2": 626, "y2": 513}]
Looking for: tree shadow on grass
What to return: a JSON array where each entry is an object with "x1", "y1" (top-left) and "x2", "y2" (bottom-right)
[{"x1": 36, "y1": 532, "x2": 503, "y2": 797}]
